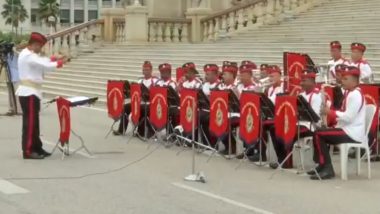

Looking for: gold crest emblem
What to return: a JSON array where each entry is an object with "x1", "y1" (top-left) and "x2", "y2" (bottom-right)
[
  {"x1": 156, "y1": 98, "x2": 162, "y2": 120},
  {"x1": 246, "y1": 107, "x2": 254, "y2": 133},
  {"x1": 215, "y1": 102, "x2": 223, "y2": 127},
  {"x1": 113, "y1": 95, "x2": 118, "y2": 111},
  {"x1": 61, "y1": 112, "x2": 66, "y2": 133},
  {"x1": 186, "y1": 100, "x2": 193, "y2": 123},
  {"x1": 133, "y1": 97, "x2": 138, "y2": 116},
  {"x1": 284, "y1": 107, "x2": 289, "y2": 134}
]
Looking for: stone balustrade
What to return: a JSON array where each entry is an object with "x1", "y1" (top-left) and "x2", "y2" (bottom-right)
[
  {"x1": 113, "y1": 18, "x2": 126, "y2": 43},
  {"x1": 148, "y1": 18, "x2": 191, "y2": 43},
  {"x1": 200, "y1": 0, "x2": 320, "y2": 42},
  {"x1": 46, "y1": 19, "x2": 104, "y2": 58}
]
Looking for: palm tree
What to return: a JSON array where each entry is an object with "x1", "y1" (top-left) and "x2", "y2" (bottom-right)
[
  {"x1": 1, "y1": 0, "x2": 29, "y2": 36},
  {"x1": 38, "y1": 0, "x2": 60, "y2": 32}
]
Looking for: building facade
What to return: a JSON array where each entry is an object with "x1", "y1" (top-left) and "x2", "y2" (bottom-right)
[{"x1": 0, "y1": 0, "x2": 236, "y2": 34}]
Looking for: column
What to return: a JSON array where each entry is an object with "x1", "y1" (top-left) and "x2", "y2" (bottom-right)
[
  {"x1": 70, "y1": 0, "x2": 75, "y2": 26},
  {"x1": 125, "y1": 4, "x2": 148, "y2": 42},
  {"x1": 84, "y1": 0, "x2": 89, "y2": 22},
  {"x1": 97, "y1": 0, "x2": 103, "y2": 18},
  {"x1": 112, "y1": 0, "x2": 116, "y2": 8}
]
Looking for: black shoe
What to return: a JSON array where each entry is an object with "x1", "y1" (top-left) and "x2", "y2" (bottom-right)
[
  {"x1": 269, "y1": 162, "x2": 279, "y2": 169},
  {"x1": 310, "y1": 165, "x2": 335, "y2": 180},
  {"x1": 23, "y1": 152, "x2": 44, "y2": 160},
  {"x1": 248, "y1": 153, "x2": 267, "y2": 162},
  {"x1": 39, "y1": 149, "x2": 51, "y2": 157},
  {"x1": 113, "y1": 130, "x2": 122, "y2": 136},
  {"x1": 307, "y1": 165, "x2": 323, "y2": 175}
]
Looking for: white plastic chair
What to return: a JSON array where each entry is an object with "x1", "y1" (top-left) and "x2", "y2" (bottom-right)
[{"x1": 339, "y1": 104, "x2": 376, "y2": 180}]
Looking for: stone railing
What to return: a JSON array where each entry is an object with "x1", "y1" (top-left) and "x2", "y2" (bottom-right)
[
  {"x1": 46, "y1": 19, "x2": 104, "y2": 58},
  {"x1": 148, "y1": 18, "x2": 191, "y2": 43},
  {"x1": 200, "y1": 0, "x2": 319, "y2": 41},
  {"x1": 113, "y1": 18, "x2": 126, "y2": 43}
]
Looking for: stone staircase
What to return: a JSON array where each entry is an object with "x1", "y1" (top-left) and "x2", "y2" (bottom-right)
[{"x1": 42, "y1": 0, "x2": 380, "y2": 105}]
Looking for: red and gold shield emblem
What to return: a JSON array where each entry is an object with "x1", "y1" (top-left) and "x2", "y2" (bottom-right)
[
  {"x1": 284, "y1": 52, "x2": 308, "y2": 96},
  {"x1": 210, "y1": 90, "x2": 229, "y2": 138},
  {"x1": 275, "y1": 95, "x2": 298, "y2": 148},
  {"x1": 360, "y1": 84, "x2": 379, "y2": 153},
  {"x1": 239, "y1": 92, "x2": 261, "y2": 146},
  {"x1": 57, "y1": 97, "x2": 71, "y2": 144},
  {"x1": 107, "y1": 80, "x2": 125, "y2": 120},
  {"x1": 180, "y1": 89, "x2": 198, "y2": 134},
  {"x1": 149, "y1": 86, "x2": 168, "y2": 131},
  {"x1": 130, "y1": 83, "x2": 142, "y2": 125}
]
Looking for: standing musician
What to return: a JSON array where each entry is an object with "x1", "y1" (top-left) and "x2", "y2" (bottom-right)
[
  {"x1": 240, "y1": 60, "x2": 259, "y2": 85},
  {"x1": 327, "y1": 41, "x2": 346, "y2": 80},
  {"x1": 219, "y1": 64, "x2": 238, "y2": 91},
  {"x1": 266, "y1": 65, "x2": 284, "y2": 104},
  {"x1": 16, "y1": 32, "x2": 67, "y2": 159},
  {"x1": 179, "y1": 62, "x2": 202, "y2": 90},
  {"x1": 113, "y1": 61, "x2": 158, "y2": 136},
  {"x1": 345, "y1": 42, "x2": 373, "y2": 83},
  {"x1": 309, "y1": 66, "x2": 366, "y2": 180},
  {"x1": 269, "y1": 69, "x2": 321, "y2": 169},
  {"x1": 236, "y1": 65, "x2": 260, "y2": 96}
]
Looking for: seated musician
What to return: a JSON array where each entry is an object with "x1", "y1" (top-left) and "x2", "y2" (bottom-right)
[
  {"x1": 179, "y1": 62, "x2": 202, "y2": 90},
  {"x1": 260, "y1": 64, "x2": 269, "y2": 79},
  {"x1": 266, "y1": 65, "x2": 284, "y2": 104},
  {"x1": 327, "y1": 41, "x2": 346, "y2": 80},
  {"x1": 113, "y1": 61, "x2": 158, "y2": 135},
  {"x1": 309, "y1": 66, "x2": 366, "y2": 180},
  {"x1": 155, "y1": 63, "x2": 177, "y2": 90},
  {"x1": 202, "y1": 64, "x2": 221, "y2": 96},
  {"x1": 236, "y1": 64, "x2": 260, "y2": 96},
  {"x1": 240, "y1": 60, "x2": 259, "y2": 86},
  {"x1": 269, "y1": 69, "x2": 321, "y2": 169},
  {"x1": 345, "y1": 43, "x2": 373, "y2": 83}
]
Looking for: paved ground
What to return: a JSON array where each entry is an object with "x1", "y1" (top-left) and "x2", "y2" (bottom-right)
[{"x1": 0, "y1": 92, "x2": 380, "y2": 214}]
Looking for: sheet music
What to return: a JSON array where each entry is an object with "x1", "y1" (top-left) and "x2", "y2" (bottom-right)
[{"x1": 66, "y1": 96, "x2": 90, "y2": 103}]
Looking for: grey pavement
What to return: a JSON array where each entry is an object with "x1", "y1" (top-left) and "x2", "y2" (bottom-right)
[{"x1": 0, "y1": 92, "x2": 379, "y2": 214}]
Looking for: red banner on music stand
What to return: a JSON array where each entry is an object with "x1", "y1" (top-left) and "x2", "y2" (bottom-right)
[
  {"x1": 180, "y1": 89, "x2": 198, "y2": 135},
  {"x1": 275, "y1": 95, "x2": 298, "y2": 148},
  {"x1": 209, "y1": 90, "x2": 229, "y2": 138},
  {"x1": 176, "y1": 67, "x2": 185, "y2": 82},
  {"x1": 57, "y1": 97, "x2": 71, "y2": 145},
  {"x1": 360, "y1": 84, "x2": 379, "y2": 153},
  {"x1": 130, "y1": 83, "x2": 142, "y2": 125},
  {"x1": 239, "y1": 92, "x2": 261, "y2": 146},
  {"x1": 107, "y1": 80, "x2": 125, "y2": 120},
  {"x1": 284, "y1": 52, "x2": 308, "y2": 96},
  {"x1": 149, "y1": 86, "x2": 168, "y2": 131}
]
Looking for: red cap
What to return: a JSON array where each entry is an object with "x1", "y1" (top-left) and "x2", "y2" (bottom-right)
[
  {"x1": 335, "y1": 64, "x2": 347, "y2": 73},
  {"x1": 241, "y1": 60, "x2": 257, "y2": 70},
  {"x1": 351, "y1": 42, "x2": 366, "y2": 53},
  {"x1": 301, "y1": 71, "x2": 316, "y2": 79},
  {"x1": 223, "y1": 61, "x2": 231, "y2": 66},
  {"x1": 267, "y1": 65, "x2": 281, "y2": 74},
  {"x1": 341, "y1": 66, "x2": 360, "y2": 77},
  {"x1": 204, "y1": 64, "x2": 219, "y2": 73},
  {"x1": 143, "y1": 61, "x2": 152, "y2": 69},
  {"x1": 260, "y1": 64, "x2": 269, "y2": 71},
  {"x1": 222, "y1": 65, "x2": 238, "y2": 76},
  {"x1": 29, "y1": 32, "x2": 47, "y2": 45},
  {"x1": 239, "y1": 65, "x2": 253, "y2": 75},
  {"x1": 330, "y1": 41, "x2": 342, "y2": 50},
  {"x1": 158, "y1": 63, "x2": 171, "y2": 72}
]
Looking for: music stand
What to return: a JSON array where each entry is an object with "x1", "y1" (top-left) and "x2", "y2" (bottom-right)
[
  {"x1": 163, "y1": 86, "x2": 182, "y2": 146},
  {"x1": 51, "y1": 97, "x2": 96, "y2": 159},
  {"x1": 134, "y1": 84, "x2": 153, "y2": 141},
  {"x1": 270, "y1": 95, "x2": 321, "y2": 179},
  {"x1": 236, "y1": 92, "x2": 274, "y2": 169}
]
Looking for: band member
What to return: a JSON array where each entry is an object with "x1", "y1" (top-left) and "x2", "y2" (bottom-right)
[
  {"x1": 269, "y1": 70, "x2": 321, "y2": 169},
  {"x1": 237, "y1": 65, "x2": 259, "y2": 96},
  {"x1": 16, "y1": 32, "x2": 66, "y2": 159},
  {"x1": 179, "y1": 63, "x2": 202, "y2": 90},
  {"x1": 202, "y1": 64, "x2": 221, "y2": 96},
  {"x1": 327, "y1": 41, "x2": 345, "y2": 79},
  {"x1": 345, "y1": 42, "x2": 373, "y2": 83},
  {"x1": 260, "y1": 64, "x2": 269, "y2": 79},
  {"x1": 219, "y1": 64, "x2": 238, "y2": 90},
  {"x1": 334, "y1": 64, "x2": 347, "y2": 86},
  {"x1": 309, "y1": 66, "x2": 366, "y2": 180},
  {"x1": 114, "y1": 61, "x2": 158, "y2": 135},
  {"x1": 155, "y1": 63, "x2": 177, "y2": 90},
  {"x1": 266, "y1": 65, "x2": 284, "y2": 104}
]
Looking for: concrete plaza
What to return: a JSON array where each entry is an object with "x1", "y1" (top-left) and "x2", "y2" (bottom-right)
[{"x1": 0, "y1": 93, "x2": 379, "y2": 214}]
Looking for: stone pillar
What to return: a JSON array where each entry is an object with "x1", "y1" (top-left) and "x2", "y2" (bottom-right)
[
  {"x1": 186, "y1": 8, "x2": 212, "y2": 43},
  {"x1": 70, "y1": 0, "x2": 75, "y2": 26},
  {"x1": 84, "y1": 0, "x2": 89, "y2": 22},
  {"x1": 101, "y1": 8, "x2": 126, "y2": 42},
  {"x1": 112, "y1": 0, "x2": 117, "y2": 8},
  {"x1": 97, "y1": 0, "x2": 103, "y2": 18},
  {"x1": 125, "y1": 5, "x2": 149, "y2": 42}
]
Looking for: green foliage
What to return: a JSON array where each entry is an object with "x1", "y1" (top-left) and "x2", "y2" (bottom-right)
[
  {"x1": 1, "y1": 0, "x2": 29, "y2": 35},
  {"x1": 0, "y1": 31, "x2": 29, "y2": 44},
  {"x1": 38, "y1": 0, "x2": 60, "y2": 31}
]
